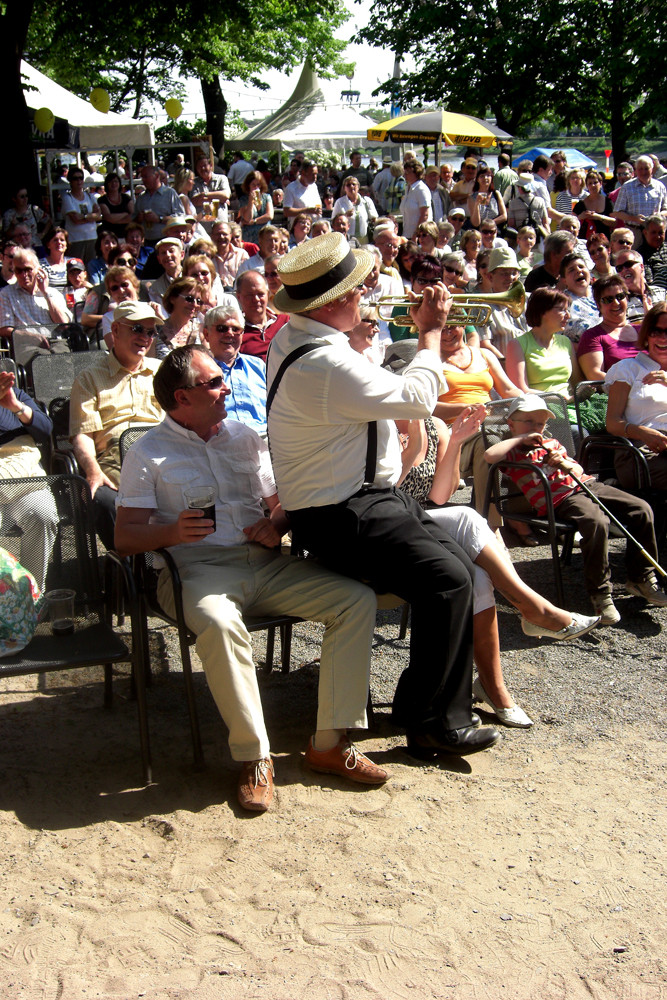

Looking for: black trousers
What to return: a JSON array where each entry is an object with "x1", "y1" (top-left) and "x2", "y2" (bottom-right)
[{"x1": 288, "y1": 487, "x2": 475, "y2": 731}]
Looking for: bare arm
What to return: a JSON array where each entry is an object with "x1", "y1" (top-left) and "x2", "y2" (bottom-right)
[
  {"x1": 486, "y1": 349, "x2": 524, "y2": 397},
  {"x1": 484, "y1": 431, "x2": 543, "y2": 464},
  {"x1": 606, "y1": 379, "x2": 667, "y2": 451},
  {"x1": 429, "y1": 406, "x2": 485, "y2": 505},
  {"x1": 578, "y1": 349, "x2": 605, "y2": 381},
  {"x1": 505, "y1": 338, "x2": 529, "y2": 392},
  {"x1": 71, "y1": 433, "x2": 117, "y2": 497},
  {"x1": 115, "y1": 505, "x2": 213, "y2": 557}
]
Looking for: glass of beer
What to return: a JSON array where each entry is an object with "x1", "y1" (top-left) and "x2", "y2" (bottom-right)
[
  {"x1": 184, "y1": 485, "x2": 217, "y2": 531},
  {"x1": 45, "y1": 588, "x2": 76, "y2": 636}
]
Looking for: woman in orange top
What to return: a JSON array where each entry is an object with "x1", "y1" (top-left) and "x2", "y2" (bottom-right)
[{"x1": 433, "y1": 323, "x2": 522, "y2": 527}]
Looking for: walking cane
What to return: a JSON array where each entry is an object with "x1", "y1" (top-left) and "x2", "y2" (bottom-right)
[{"x1": 566, "y1": 469, "x2": 667, "y2": 579}]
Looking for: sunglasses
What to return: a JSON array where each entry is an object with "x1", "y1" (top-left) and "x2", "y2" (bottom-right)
[
  {"x1": 115, "y1": 257, "x2": 136, "y2": 266},
  {"x1": 118, "y1": 321, "x2": 157, "y2": 336},
  {"x1": 616, "y1": 260, "x2": 639, "y2": 270},
  {"x1": 600, "y1": 293, "x2": 627, "y2": 305},
  {"x1": 613, "y1": 240, "x2": 633, "y2": 247},
  {"x1": 14, "y1": 266, "x2": 35, "y2": 274},
  {"x1": 444, "y1": 265, "x2": 463, "y2": 276},
  {"x1": 109, "y1": 282, "x2": 133, "y2": 292},
  {"x1": 180, "y1": 294, "x2": 203, "y2": 305},
  {"x1": 360, "y1": 318, "x2": 380, "y2": 329},
  {"x1": 213, "y1": 324, "x2": 242, "y2": 333},
  {"x1": 647, "y1": 326, "x2": 667, "y2": 336},
  {"x1": 183, "y1": 374, "x2": 224, "y2": 390},
  {"x1": 264, "y1": 270, "x2": 279, "y2": 278}
]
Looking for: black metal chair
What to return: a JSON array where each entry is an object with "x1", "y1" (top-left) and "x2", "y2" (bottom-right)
[
  {"x1": 0, "y1": 355, "x2": 26, "y2": 391},
  {"x1": 0, "y1": 474, "x2": 151, "y2": 784},
  {"x1": 30, "y1": 352, "x2": 100, "y2": 410}
]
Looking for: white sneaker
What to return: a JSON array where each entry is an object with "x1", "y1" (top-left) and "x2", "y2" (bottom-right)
[
  {"x1": 521, "y1": 612, "x2": 600, "y2": 641},
  {"x1": 625, "y1": 578, "x2": 667, "y2": 607},
  {"x1": 591, "y1": 593, "x2": 621, "y2": 625}
]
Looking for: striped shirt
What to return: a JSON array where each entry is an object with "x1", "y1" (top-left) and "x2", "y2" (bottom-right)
[
  {"x1": 505, "y1": 438, "x2": 593, "y2": 516},
  {"x1": 614, "y1": 178, "x2": 667, "y2": 219}
]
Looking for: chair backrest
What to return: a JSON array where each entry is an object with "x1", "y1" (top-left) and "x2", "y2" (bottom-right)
[
  {"x1": 0, "y1": 474, "x2": 101, "y2": 604},
  {"x1": 30, "y1": 352, "x2": 100, "y2": 408},
  {"x1": 481, "y1": 392, "x2": 573, "y2": 454},
  {"x1": 119, "y1": 426, "x2": 152, "y2": 466},
  {"x1": 574, "y1": 380, "x2": 608, "y2": 438}
]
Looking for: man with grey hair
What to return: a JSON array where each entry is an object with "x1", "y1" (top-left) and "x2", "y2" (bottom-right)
[
  {"x1": 613, "y1": 248, "x2": 666, "y2": 322},
  {"x1": 524, "y1": 231, "x2": 577, "y2": 293},
  {"x1": 202, "y1": 298, "x2": 268, "y2": 433},
  {"x1": 612, "y1": 155, "x2": 667, "y2": 244},
  {"x1": 0, "y1": 247, "x2": 72, "y2": 363},
  {"x1": 637, "y1": 214, "x2": 666, "y2": 265}
]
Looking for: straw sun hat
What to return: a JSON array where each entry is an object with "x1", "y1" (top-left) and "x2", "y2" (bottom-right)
[{"x1": 274, "y1": 232, "x2": 374, "y2": 314}]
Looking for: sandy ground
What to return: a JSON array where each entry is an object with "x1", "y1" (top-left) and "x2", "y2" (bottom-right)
[{"x1": 1, "y1": 540, "x2": 666, "y2": 1000}]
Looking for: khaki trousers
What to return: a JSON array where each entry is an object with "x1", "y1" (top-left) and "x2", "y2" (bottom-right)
[{"x1": 157, "y1": 542, "x2": 376, "y2": 762}]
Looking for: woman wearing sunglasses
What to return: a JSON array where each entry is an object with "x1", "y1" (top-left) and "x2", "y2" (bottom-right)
[
  {"x1": 183, "y1": 253, "x2": 225, "y2": 309},
  {"x1": 576, "y1": 275, "x2": 640, "y2": 381},
  {"x1": 100, "y1": 265, "x2": 142, "y2": 347},
  {"x1": 156, "y1": 277, "x2": 206, "y2": 358}
]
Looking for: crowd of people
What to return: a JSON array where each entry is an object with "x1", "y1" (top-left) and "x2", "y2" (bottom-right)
[{"x1": 2, "y1": 144, "x2": 667, "y2": 812}]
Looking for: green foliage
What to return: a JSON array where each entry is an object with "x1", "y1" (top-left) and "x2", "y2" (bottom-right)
[
  {"x1": 26, "y1": 0, "x2": 351, "y2": 119},
  {"x1": 358, "y1": 0, "x2": 667, "y2": 160}
]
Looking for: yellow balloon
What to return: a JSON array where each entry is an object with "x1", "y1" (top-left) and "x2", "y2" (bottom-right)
[
  {"x1": 34, "y1": 107, "x2": 55, "y2": 133},
  {"x1": 90, "y1": 88, "x2": 111, "y2": 114},
  {"x1": 165, "y1": 98, "x2": 183, "y2": 121}
]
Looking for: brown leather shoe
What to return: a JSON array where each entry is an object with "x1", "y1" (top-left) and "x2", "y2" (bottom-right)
[
  {"x1": 305, "y1": 737, "x2": 390, "y2": 785},
  {"x1": 237, "y1": 757, "x2": 274, "y2": 812}
]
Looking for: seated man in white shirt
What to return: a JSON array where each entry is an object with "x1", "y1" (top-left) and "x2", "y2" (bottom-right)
[
  {"x1": 115, "y1": 344, "x2": 386, "y2": 813},
  {"x1": 0, "y1": 247, "x2": 72, "y2": 364}
]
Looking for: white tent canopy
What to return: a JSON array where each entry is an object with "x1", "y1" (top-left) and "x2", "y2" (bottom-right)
[
  {"x1": 22, "y1": 60, "x2": 154, "y2": 149},
  {"x1": 226, "y1": 61, "x2": 376, "y2": 153}
]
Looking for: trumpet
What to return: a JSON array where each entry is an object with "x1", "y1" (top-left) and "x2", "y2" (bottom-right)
[{"x1": 374, "y1": 281, "x2": 525, "y2": 328}]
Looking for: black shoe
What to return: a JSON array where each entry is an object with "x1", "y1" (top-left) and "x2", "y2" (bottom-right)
[
  {"x1": 406, "y1": 722, "x2": 501, "y2": 761},
  {"x1": 471, "y1": 712, "x2": 481, "y2": 729}
]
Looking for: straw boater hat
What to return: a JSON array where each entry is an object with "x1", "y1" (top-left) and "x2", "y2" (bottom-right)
[{"x1": 274, "y1": 232, "x2": 374, "y2": 314}]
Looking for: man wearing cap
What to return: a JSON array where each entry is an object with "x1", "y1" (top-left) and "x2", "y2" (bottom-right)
[
  {"x1": 447, "y1": 208, "x2": 466, "y2": 250},
  {"x1": 477, "y1": 247, "x2": 527, "y2": 360},
  {"x1": 147, "y1": 238, "x2": 185, "y2": 313},
  {"x1": 485, "y1": 394, "x2": 666, "y2": 624},
  {"x1": 267, "y1": 232, "x2": 501, "y2": 760},
  {"x1": 371, "y1": 157, "x2": 394, "y2": 212},
  {"x1": 449, "y1": 158, "x2": 479, "y2": 208},
  {"x1": 401, "y1": 161, "x2": 432, "y2": 240},
  {"x1": 424, "y1": 167, "x2": 450, "y2": 224},
  {"x1": 115, "y1": 344, "x2": 385, "y2": 812},
  {"x1": 283, "y1": 161, "x2": 322, "y2": 222},
  {"x1": 190, "y1": 155, "x2": 231, "y2": 221},
  {"x1": 70, "y1": 301, "x2": 163, "y2": 547},
  {"x1": 134, "y1": 166, "x2": 183, "y2": 245}
]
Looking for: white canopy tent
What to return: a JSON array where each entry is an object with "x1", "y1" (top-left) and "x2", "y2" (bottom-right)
[
  {"x1": 22, "y1": 60, "x2": 154, "y2": 149},
  {"x1": 226, "y1": 61, "x2": 376, "y2": 160}
]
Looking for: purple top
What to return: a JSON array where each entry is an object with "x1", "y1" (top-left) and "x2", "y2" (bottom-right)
[{"x1": 576, "y1": 322, "x2": 640, "y2": 372}]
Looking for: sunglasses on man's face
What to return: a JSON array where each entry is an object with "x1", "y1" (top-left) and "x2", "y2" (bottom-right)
[
  {"x1": 616, "y1": 260, "x2": 639, "y2": 271},
  {"x1": 182, "y1": 374, "x2": 225, "y2": 391}
]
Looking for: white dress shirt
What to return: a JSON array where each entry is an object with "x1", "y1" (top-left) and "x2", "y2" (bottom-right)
[
  {"x1": 266, "y1": 314, "x2": 446, "y2": 510},
  {"x1": 117, "y1": 414, "x2": 275, "y2": 549}
]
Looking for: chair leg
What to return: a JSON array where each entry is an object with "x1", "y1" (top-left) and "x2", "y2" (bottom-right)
[
  {"x1": 366, "y1": 688, "x2": 376, "y2": 729},
  {"x1": 177, "y1": 635, "x2": 204, "y2": 770},
  {"x1": 280, "y1": 623, "x2": 292, "y2": 674},
  {"x1": 546, "y1": 528, "x2": 566, "y2": 606},
  {"x1": 131, "y1": 659, "x2": 153, "y2": 786},
  {"x1": 264, "y1": 626, "x2": 276, "y2": 673},
  {"x1": 104, "y1": 663, "x2": 113, "y2": 708},
  {"x1": 398, "y1": 603, "x2": 410, "y2": 640}
]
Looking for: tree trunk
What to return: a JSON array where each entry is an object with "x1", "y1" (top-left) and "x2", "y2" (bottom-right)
[
  {"x1": 609, "y1": 78, "x2": 628, "y2": 166},
  {"x1": 0, "y1": 1, "x2": 39, "y2": 203},
  {"x1": 200, "y1": 75, "x2": 227, "y2": 159}
]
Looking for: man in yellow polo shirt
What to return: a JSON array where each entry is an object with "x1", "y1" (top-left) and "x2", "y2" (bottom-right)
[{"x1": 69, "y1": 301, "x2": 163, "y2": 546}]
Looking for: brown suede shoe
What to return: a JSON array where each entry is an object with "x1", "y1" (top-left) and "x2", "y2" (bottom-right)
[
  {"x1": 305, "y1": 737, "x2": 390, "y2": 785},
  {"x1": 237, "y1": 757, "x2": 274, "y2": 812}
]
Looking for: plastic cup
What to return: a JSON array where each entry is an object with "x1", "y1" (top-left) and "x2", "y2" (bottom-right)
[
  {"x1": 183, "y1": 486, "x2": 216, "y2": 530},
  {"x1": 45, "y1": 589, "x2": 76, "y2": 636}
]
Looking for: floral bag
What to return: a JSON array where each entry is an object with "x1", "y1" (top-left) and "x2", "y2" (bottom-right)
[{"x1": 0, "y1": 546, "x2": 40, "y2": 658}]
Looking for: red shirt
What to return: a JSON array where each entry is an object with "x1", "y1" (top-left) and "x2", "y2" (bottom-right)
[{"x1": 240, "y1": 313, "x2": 289, "y2": 362}]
